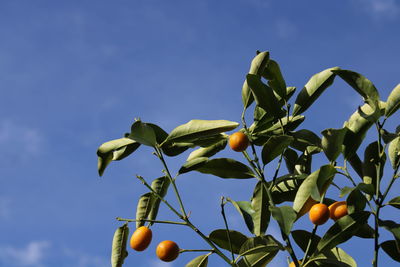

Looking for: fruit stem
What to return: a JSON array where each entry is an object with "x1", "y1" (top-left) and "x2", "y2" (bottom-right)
[
  {"x1": 301, "y1": 224, "x2": 318, "y2": 266},
  {"x1": 116, "y1": 217, "x2": 187, "y2": 226},
  {"x1": 220, "y1": 197, "x2": 235, "y2": 262},
  {"x1": 179, "y1": 249, "x2": 214, "y2": 253}
]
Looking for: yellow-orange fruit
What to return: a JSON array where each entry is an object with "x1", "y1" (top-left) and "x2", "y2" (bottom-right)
[
  {"x1": 328, "y1": 201, "x2": 348, "y2": 221},
  {"x1": 309, "y1": 203, "x2": 330, "y2": 225},
  {"x1": 156, "y1": 240, "x2": 180, "y2": 262},
  {"x1": 229, "y1": 132, "x2": 249, "y2": 152},
  {"x1": 289, "y1": 260, "x2": 302, "y2": 267},
  {"x1": 130, "y1": 226, "x2": 152, "y2": 251}
]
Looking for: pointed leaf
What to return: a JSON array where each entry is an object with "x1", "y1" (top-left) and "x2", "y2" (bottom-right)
[
  {"x1": 293, "y1": 165, "x2": 336, "y2": 215},
  {"x1": 386, "y1": 196, "x2": 400, "y2": 209},
  {"x1": 316, "y1": 211, "x2": 370, "y2": 253},
  {"x1": 187, "y1": 139, "x2": 227, "y2": 161},
  {"x1": 238, "y1": 236, "x2": 281, "y2": 267},
  {"x1": 388, "y1": 136, "x2": 400, "y2": 169},
  {"x1": 271, "y1": 174, "x2": 307, "y2": 204},
  {"x1": 136, "y1": 193, "x2": 153, "y2": 228},
  {"x1": 379, "y1": 219, "x2": 400, "y2": 249},
  {"x1": 129, "y1": 120, "x2": 157, "y2": 146},
  {"x1": 363, "y1": 141, "x2": 386, "y2": 197},
  {"x1": 346, "y1": 188, "x2": 366, "y2": 214},
  {"x1": 283, "y1": 148, "x2": 298, "y2": 173},
  {"x1": 209, "y1": 229, "x2": 248, "y2": 254},
  {"x1": 261, "y1": 135, "x2": 294, "y2": 165},
  {"x1": 97, "y1": 138, "x2": 140, "y2": 176},
  {"x1": 148, "y1": 176, "x2": 170, "y2": 225},
  {"x1": 163, "y1": 120, "x2": 239, "y2": 144},
  {"x1": 227, "y1": 199, "x2": 255, "y2": 234},
  {"x1": 196, "y1": 158, "x2": 255, "y2": 179},
  {"x1": 185, "y1": 254, "x2": 209, "y2": 267},
  {"x1": 292, "y1": 230, "x2": 321, "y2": 255},
  {"x1": 293, "y1": 67, "x2": 340, "y2": 116},
  {"x1": 385, "y1": 83, "x2": 400, "y2": 118},
  {"x1": 262, "y1": 59, "x2": 287, "y2": 99},
  {"x1": 179, "y1": 157, "x2": 209, "y2": 174},
  {"x1": 290, "y1": 129, "x2": 322, "y2": 155},
  {"x1": 307, "y1": 247, "x2": 357, "y2": 267},
  {"x1": 270, "y1": 205, "x2": 297, "y2": 236},
  {"x1": 321, "y1": 128, "x2": 347, "y2": 162},
  {"x1": 251, "y1": 182, "x2": 270, "y2": 236},
  {"x1": 111, "y1": 224, "x2": 129, "y2": 267},
  {"x1": 294, "y1": 152, "x2": 312, "y2": 175},
  {"x1": 381, "y1": 240, "x2": 400, "y2": 262}
]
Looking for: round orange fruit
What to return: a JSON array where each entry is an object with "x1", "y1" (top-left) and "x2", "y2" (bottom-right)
[
  {"x1": 229, "y1": 132, "x2": 249, "y2": 152},
  {"x1": 309, "y1": 203, "x2": 330, "y2": 225},
  {"x1": 130, "y1": 226, "x2": 152, "y2": 251},
  {"x1": 289, "y1": 260, "x2": 302, "y2": 267},
  {"x1": 328, "y1": 201, "x2": 348, "y2": 221},
  {"x1": 156, "y1": 240, "x2": 180, "y2": 262}
]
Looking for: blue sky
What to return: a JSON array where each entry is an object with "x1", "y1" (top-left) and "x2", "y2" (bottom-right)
[{"x1": 0, "y1": 0, "x2": 399, "y2": 266}]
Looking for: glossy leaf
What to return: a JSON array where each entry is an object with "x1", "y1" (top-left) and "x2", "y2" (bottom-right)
[
  {"x1": 381, "y1": 128, "x2": 398, "y2": 144},
  {"x1": 271, "y1": 174, "x2": 307, "y2": 204},
  {"x1": 321, "y1": 128, "x2": 347, "y2": 162},
  {"x1": 251, "y1": 182, "x2": 270, "y2": 236},
  {"x1": 148, "y1": 176, "x2": 170, "y2": 225},
  {"x1": 346, "y1": 188, "x2": 366, "y2": 214},
  {"x1": 129, "y1": 120, "x2": 157, "y2": 147},
  {"x1": 362, "y1": 141, "x2": 386, "y2": 198},
  {"x1": 283, "y1": 148, "x2": 298, "y2": 173},
  {"x1": 294, "y1": 152, "x2": 312, "y2": 175},
  {"x1": 209, "y1": 229, "x2": 247, "y2": 254},
  {"x1": 163, "y1": 120, "x2": 239, "y2": 144},
  {"x1": 307, "y1": 247, "x2": 357, "y2": 267},
  {"x1": 293, "y1": 67, "x2": 340, "y2": 116},
  {"x1": 136, "y1": 193, "x2": 153, "y2": 228},
  {"x1": 238, "y1": 236, "x2": 282, "y2": 267},
  {"x1": 387, "y1": 196, "x2": 400, "y2": 209},
  {"x1": 246, "y1": 74, "x2": 284, "y2": 118},
  {"x1": 252, "y1": 116, "x2": 305, "y2": 142},
  {"x1": 261, "y1": 135, "x2": 294, "y2": 166},
  {"x1": 111, "y1": 224, "x2": 129, "y2": 267},
  {"x1": 379, "y1": 219, "x2": 400, "y2": 249},
  {"x1": 97, "y1": 138, "x2": 140, "y2": 176},
  {"x1": 355, "y1": 223, "x2": 375, "y2": 239},
  {"x1": 385, "y1": 83, "x2": 400, "y2": 118},
  {"x1": 179, "y1": 157, "x2": 209, "y2": 174},
  {"x1": 185, "y1": 254, "x2": 209, "y2": 267},
  {"x1": 381, "y1": 240, "x2": 400, "y2": 262},
  {"x1": 227, "y1": 199, "x2": 255, "y2": 234},
  {"x1": 292, "y1": 230, "x2": 321, "y2": 254},
  {"x1": 270, "y1": 205, "x2": 297, "y2": 236},
  {"x1": 242, "y1": 51, "x2": 270, "y2": 108},
  {"x1": 186, "y1": 139, "x2": 227, "y2": 161},
  {"x1": 290, "y1": 129, "x2": 322, "y2": 155},
  {"x1": 196, "y1": 158, "x2": 255, "y2": 179},
  {"x1": 293, "y1": 165, "x2": 336, "y2": 215},
  {"x1": 388, "y1": 136, "x2": 400, "y2": 169},
  {"x1": 316, "y1": 211, "x2": 370, "y2": 254},
  {"x1": 262, "y1": 59, "x2": 287, "y2": 99}
]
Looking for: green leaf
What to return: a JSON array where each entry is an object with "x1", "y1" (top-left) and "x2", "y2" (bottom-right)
[
  {"x1": 111, "y1": 224, "x2": 129, "y2": 267},
  {"x1": 196, "y1": 158, "x2": 255, "y2": 179},
  {"x1": 179, "y1": 157, "x2": 209, "y2": 174},
  {"x1": 339, "y1": 187, "x2": 354, "y2": 198},
  {"x1": 185, "y1": 254, "x2": 209, "y2": 267},
  {"x1": 148, "y1": 176, "x2": 170, "y2": 225},
  {"x1": 321, "y1": 128, "x2": 347, "y2": 162},
  {"x1": 283, "y1": 148, "x2": 298, "y2": 173},
  {"x1": 354, "y1": 223, "x2": 375, "y2": 239},
  {"x1": 293, "y1": 67, "x2": 340, "y2": 116},
  {"x1": 316, "y1": 211, "x2": 370, "y2": 254},
  {"x1": 346, "y1": 188, "x2": 366, "y2": 214},
  {"x1": 379, "y1": 219, "x2": 400, "y2": 249},
  {"x1": 342, "y1": 103, "x2": 377, "y2": 159},
  {"x1": 293, "y1": 165, "x2": 336, "y2": 214},
  {"x1": 136, "y1": 193, "x2": 153, "y2": 228},
  {"x1": 242, "y1": 51, "x2": 270, "y2": 109},
  {"x1": 294, "y1": 152, "x2": 312, "y2": 175},
  {"x1": 246, "y1": 74, "x2": 284, "y2": 118},
  {"x1": 290, "y1": 129, "x2": 322, "y2": 155},
  {"x1": 292, "y1": 230, "x2": 321, "y2": 254},
  {"x1": 238, "y1": 236, "x2": 282, "y2": 267},
  {"x1": 385, "y1": 83, "x2": 400, "y2": 118},
  {"x1": 97, "y1": 138, "x2": 140, "y2": 176},
  {"x1": 129, "y1": 120, "x2": 157, "y2": 147},
  {"x1": 227, "y1": 199, "x2": 255, "y2": 234},
  {"x1": 332, "y1": 69, "x2": 380, "y2": 102},
  {"x1": 271, "y1": 174, "x2": 307, "y2": 204},
  {"x1": 163, "y1": 120, "x2": 239, "y2": 144},
  {"x1": 209, "y1": 229, "x2": 248, "y2": 254},
  {"x1": 270, "y1": 205, "x2": 297, "y2": 236},
  {"x1": 381, "y1": 240, "x2": 400, "y2": 262},
  {"x1": 381, "y1": 129, "x2": 398, "y2": 144},
  {"x1": 262, "y1": 59, "x2": 287, "y2": 99},
  {"x1": 362, "y1": 141, "x2": 386, "y2": 198},
  {"x1": 307, "y1": 247, "x2": 357, "y2": 267},
  {"x1": 261, "y1": 135, "x2": 294, "y2": 166},
  {"x1": 187, "y1": 139, "x2": 227, "y2": 161},
  {"x1": 388, "y1": 136, "x2": 400, "y2": 169},
  {"x1": 251, "y1": 182, "x2": 270, "y2": 236},
  {"x1": 386, "y1": 196, "x2": 400, "y2": 209}
]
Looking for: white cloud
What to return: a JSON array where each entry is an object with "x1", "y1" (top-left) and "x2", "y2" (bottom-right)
[
  {"x1": 357, "y1": 0, "x2": 400, "y2": 19},
  {"x1": 62, "y1": 247, "x2": 109, "y2": 267},
  {"x1": 0, "y1": 120, "x2": 43, "y2": 160},
  {"x1": 0, "y1": 241, "x2": 50, "y2": 267},
  {"x1": 147, "y1": 259, "x2": 174, "y2": 267}
]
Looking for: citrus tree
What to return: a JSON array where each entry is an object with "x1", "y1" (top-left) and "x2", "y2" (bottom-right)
[{"x1": 97, "y1": 51, "x2": 400, "y2": 267}]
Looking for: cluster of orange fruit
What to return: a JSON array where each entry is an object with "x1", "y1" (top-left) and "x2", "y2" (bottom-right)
[
  {"x1": 129, "y1": 226, "x2": 179, "y2": 262},
  {"x1": 309, "y1": 201, "x2": 348, "y2": 225}
]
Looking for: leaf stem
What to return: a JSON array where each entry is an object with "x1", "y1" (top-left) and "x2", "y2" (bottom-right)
[
  {"x1": 301, "y1": 224, "x2": 318, "y2": 266},
  {"x1": 221, "y1": 197, "x2": 235, "y2": 262},
  {"x1": 116, "y1": 217, "x2": 187, "y2": 226}
]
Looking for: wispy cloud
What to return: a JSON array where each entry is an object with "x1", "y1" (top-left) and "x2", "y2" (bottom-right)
[
  {"x1": 356, "y1": 0, "x2": 400, "y2": 19},
  {"x1": 0, "y1": 241, "x2": 50, "y2": 267},
  {"x1": 62, "y1": 247, "x2": 109, "y2": 267},
  {"x1": 147, "y1": 259, "x2": 174, "y2": 267}
]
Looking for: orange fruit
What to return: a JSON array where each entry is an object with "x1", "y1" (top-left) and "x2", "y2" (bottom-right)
[
  {"x1": 229, "y1": 132, "x2": 249, "y2": 152},
  {"x1": 156, "y1": 240, "x2": 180, "y2": 262},
  {"x1": 130, "y1": 226, "x2": 152, "y2": 251},
  {"x1": 309, "y1": 203, "x2": 330, "y2": 225},
  {"x1": 328, "y1": 201, "x2": 348, "y2": 221},
  {"x1": 289, "y1": 260, "x2": 302, "y2": 267}
]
